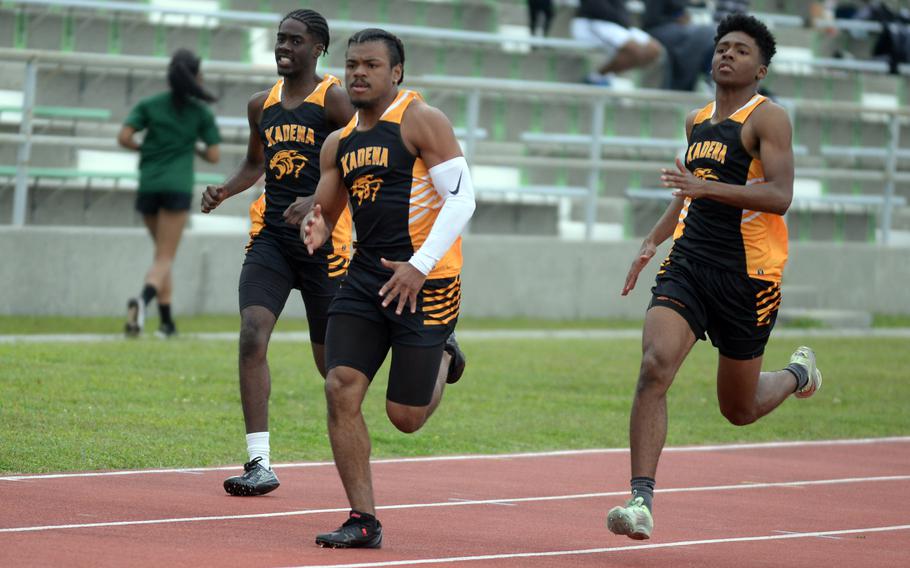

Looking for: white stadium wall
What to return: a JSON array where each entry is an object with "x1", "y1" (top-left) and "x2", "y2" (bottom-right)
[{"x1": 2, "y1": 227, "x2": 909, "y2": 319}]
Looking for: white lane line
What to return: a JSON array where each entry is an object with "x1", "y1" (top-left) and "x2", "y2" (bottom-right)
[
  {"x1": 772, "y1": 529, "x2": 843, "y2": 540},
  {"x1": 2, "y1": 475, "x2": 908, "y2": 534},
  {"x1": 448, "y1": 498, "x2": 515, "y2": 507},
  {"x1": 284, "y1": 524, "x2": 910, "y2": 568},
  {"x1": 3, "y1": 328, "x2": 910, "y2": 344},
  {"x1": 3, "y1": 437, "x2": 908, "y2": 482}
]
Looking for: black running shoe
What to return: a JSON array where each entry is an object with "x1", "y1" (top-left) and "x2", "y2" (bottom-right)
[
  {"x1": 124, "y1": 298, "x2": 144, "y2": 338},
  {"x1": 315, "y1": 511, "x2": 383, "y2": 549},
  {"x1": 443, "y1": 332, "x2": 466, "y2": 384},
  {"x1": 156, "y1": 321, "x2": 178, "y2": 339},
  {"x1": 223, "y1": 457, "x2": 280, "y2": 496}
]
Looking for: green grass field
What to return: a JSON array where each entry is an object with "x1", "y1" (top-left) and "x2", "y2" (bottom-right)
[
  {"x1": 2, "y1": 316, "x2": 908, "y2": 474},
  {"x1": 4, "y1": 312, "x2": 910, "y2": 336},
  {"x1": 0, "y1": 315, "x2": 647, "y2": 335}
]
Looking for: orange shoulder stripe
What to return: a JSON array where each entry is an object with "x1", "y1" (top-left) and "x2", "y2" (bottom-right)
[
  {"x1": 304, "y1": 74, "x2": 342, "y2": 107},
  {"x1": 339, "y1": 113, "x2": 358, "y2": 139},
  {"x1": 730, "y1": 95, "x2": 767, "y2": 124},
  {"x1": 693, "y1": 102, "x2": 714, "y2": 125},
  {"x1": 380, "y1": 90, "x2": 423, "y2": 124},
  {"x1": 263, "y1": 79, "x2": 283, "y2": 110}
]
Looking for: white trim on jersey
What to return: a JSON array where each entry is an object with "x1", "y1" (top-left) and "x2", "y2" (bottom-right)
[
  {"x1": 380, "y1": 90, "x2": 413, "y2": 120},
  {"x1": 711, "y1": 94, "x2": 763, "y2": 121}
]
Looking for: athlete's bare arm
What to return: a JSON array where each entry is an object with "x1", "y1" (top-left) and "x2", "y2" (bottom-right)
[
  {"x1": 283, "y1": 83, "x2": 355, "y2": 224},
  {"x1": 620, "y1": 110, "x2": 697, "y2": 296},
  {"x1": 400, "y1": 101, "x2": 463, "y2": 167},
  {"x1": 643, "y1": 107, "x2": 701, "y2": 249},
  {"x1": 302, "y1": 130, "x2": 349, "y2": 255},
  {"x1": 621, "y1": 194, "x2": 685, "y2": 296},
  {"x1": 116, "y1": 125, "x2": 141, "y2": 151},
  {"x1": 659, "y1": 101, "x2": 794, "y2": 215},
  {"x1": 742, "y1": 102, "x2": 795, "y2": 213},
  {"x1": 195, "y1": 144, "x2": 220, "y2": 164},
  {"x1": 201, "y1": 91, "x2": 268, "y2": 213},
  {"x1": 379, "y1": 101, "x2": 464, "y2": 315}
]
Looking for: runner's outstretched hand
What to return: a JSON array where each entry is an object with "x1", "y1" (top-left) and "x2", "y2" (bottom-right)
[{"x1": 302, "y1": 204, "x2": 330, "y2": 255}]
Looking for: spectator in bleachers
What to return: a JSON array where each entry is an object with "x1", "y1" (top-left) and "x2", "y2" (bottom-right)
[
  {"x1": 643, "y1": 0, "x2": 716, "y2": 91},
  {"x1": 571, "y1": 0, "x2": 663, "y2": 86},
  {"x1": 833, "y1": 0, "x2": 875, "y2": 20},
  {"x1": 714, "y1": 0, "x2": 751, "y2": 21},
  {"x1": 714, "y1": 0, "x2": 832, "y2": 24},
  {"x1": 118, "y1": 48, "x2": 221, "y2": 338},
  {"x1": 840, "y1": 1, "x2": 910, "y2": 73},
  {"x1": 527, "y1": 0, "x2": 555, "y2": 39}
]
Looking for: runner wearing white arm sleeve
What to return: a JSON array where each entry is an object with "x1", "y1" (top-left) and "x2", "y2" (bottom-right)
[
  {"x1": 408, "y1": 156, "x2": 476, "y2": 275},
  {"x1": 301, "y1": 29, "x2": 472, "y2": 549}
]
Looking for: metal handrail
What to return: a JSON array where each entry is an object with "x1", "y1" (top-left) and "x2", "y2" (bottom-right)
[
  {"x1": 3, "y1": 48, "x2": 909, "y2": 117},
  {"x1": 822, "y1": 145, "x2": 910, "y2": 160},
  {"x1": 521, "y1": 132, "x2": 811, "y2": 156},
  {"x1": 625, "y1": 188, "x2": 908, "y2": 208}
]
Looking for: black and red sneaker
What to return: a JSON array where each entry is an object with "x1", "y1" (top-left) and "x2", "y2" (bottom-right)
[
  {"x1": 444, "y1": 333, "x2": 466, "y2": 384},
  {"x1": 315, "y1": 510, "x2": 383, "y2": 548}
]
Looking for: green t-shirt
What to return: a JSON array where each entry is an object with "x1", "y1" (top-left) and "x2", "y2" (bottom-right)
[{"x1": 124, "y1": 92, "x2": 221, "y2": 194}]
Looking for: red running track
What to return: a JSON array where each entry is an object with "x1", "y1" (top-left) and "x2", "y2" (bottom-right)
[{"x1": 1, "y1": 438, "x2": 908, "y2": 567}]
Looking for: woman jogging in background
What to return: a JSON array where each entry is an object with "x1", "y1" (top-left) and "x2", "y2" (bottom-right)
[{"x1": 118, "y1": 48, "x2": 222, "y2": 338}]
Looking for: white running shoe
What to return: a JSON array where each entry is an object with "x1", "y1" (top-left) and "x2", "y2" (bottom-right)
[
  {"x1": 607, "y1": 496, "x2": 654, "y2": 540},
  {"x1": 791, "y1": 346, "x2": 823, "y2": 399}
]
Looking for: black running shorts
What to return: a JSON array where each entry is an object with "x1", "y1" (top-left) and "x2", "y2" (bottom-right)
[
  {"x1": 649, "y1": 255, "x2": 781, "y2": 360},
  {"x1": 239, "y1": 230, "x2": 344, "y2": 344},
  {"x1": 135, "y1": 191, "x2": 192, "y2": 214},
  {"x1": 324, "y1": 259, "x2": 460, "y2": 406},
  {"x1": 325, "y1": 314, "x2": 447, "y2": 406}
]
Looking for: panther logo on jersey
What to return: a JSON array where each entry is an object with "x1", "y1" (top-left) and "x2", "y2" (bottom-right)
[
  {"x1": 692, "y1": 168, "x2": 720, "y2": 181},
  {"x1": 270, "y1": 150, "x2": 308, "y2": 180},
  {"x1": 350, "y1": 174, "x2": 383, "y2": 205}
]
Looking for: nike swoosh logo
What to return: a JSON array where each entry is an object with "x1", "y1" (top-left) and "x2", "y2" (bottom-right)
[{"x1": 449, "y1": 172, "x2": 462, "y2": 196}]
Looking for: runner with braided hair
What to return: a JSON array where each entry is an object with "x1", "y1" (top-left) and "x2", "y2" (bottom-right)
[{"x1": 200, "y1": 9, "x2": 356, "y2": 496}]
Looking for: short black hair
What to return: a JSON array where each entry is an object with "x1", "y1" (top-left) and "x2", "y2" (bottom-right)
[
  {"x1": 281, "y1": 9, "x2": 330, "y2": 56},
  {"x1": 714, "y1": 14, "x2": 776, "y2": 65},
  {"x1": 347, "y1": 28, "x2": 406, "y2": 85}
]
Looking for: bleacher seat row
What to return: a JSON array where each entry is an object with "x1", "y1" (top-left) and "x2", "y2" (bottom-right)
[{"x1": 2, "y1": 0, "x2": 910, "y2": 243}]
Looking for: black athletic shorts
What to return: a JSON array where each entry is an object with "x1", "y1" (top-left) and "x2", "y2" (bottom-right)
[
  {"x1": 325, "y1": 259, "x2": 460, "y2": 406},
  {"x1": 649, "y1": 255, "x2": 781, "y2": 360},
  {"x1": 239, "y1": 230, "x2": 346, "y2": 344},
  {"x1": 135, "y1": 191, "x2": 192, "y2": 214}
]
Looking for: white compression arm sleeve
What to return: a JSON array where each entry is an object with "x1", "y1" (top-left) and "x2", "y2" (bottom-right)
[{"x1": 408, "y1": 156, "x2": 476, "y2": 275}]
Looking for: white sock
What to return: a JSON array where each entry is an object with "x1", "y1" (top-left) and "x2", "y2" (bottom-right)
[{"x1": 246, "y1": 431, "x2": 270, "y2": 470}]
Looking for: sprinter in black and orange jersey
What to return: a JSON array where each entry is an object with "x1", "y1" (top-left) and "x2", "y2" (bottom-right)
[
  {"x1": 301, "y1": 29, "x2": 474, "y2": 549},
  {"x1": 607, "y1": 14, "x2": 823, "y2": 540},
  {"x1": 200, "y1": 10, "x2": 354, "y2": 497}
]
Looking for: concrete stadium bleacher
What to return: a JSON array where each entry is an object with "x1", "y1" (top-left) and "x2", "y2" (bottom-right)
[
  {"x1": 2, "y1": 0, "x2": 909, "y2": 245},
  {"x1": 6, "y1": 0, "x2": 909, "y2": 87}
]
